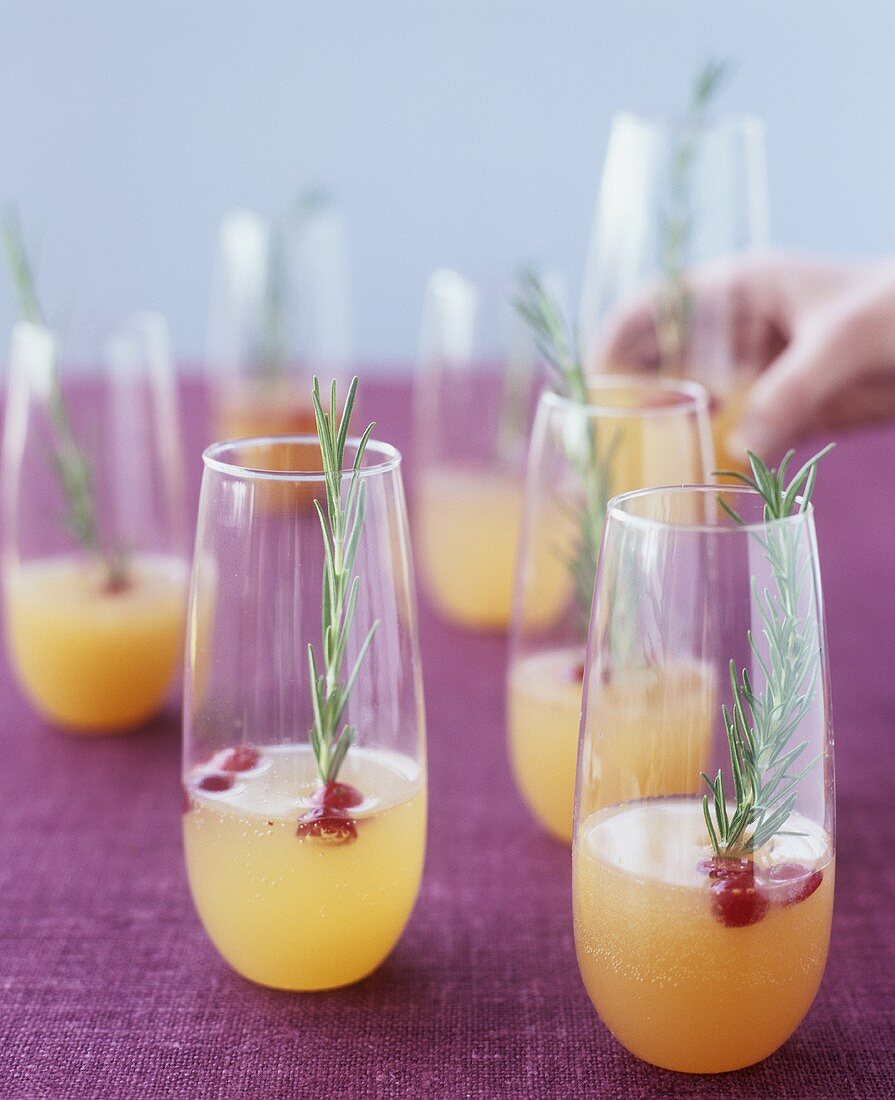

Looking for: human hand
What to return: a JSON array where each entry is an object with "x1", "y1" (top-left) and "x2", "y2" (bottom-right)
[
  {"x1": 589, "y1": 251, "x2": 884, "y2": 456},
  {"x1": 735, "y1": 261, "x2": 895, "y2": 456}
]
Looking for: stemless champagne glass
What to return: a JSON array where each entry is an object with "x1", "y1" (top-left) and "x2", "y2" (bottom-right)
[
  {"x1": 573, "y1": 485, "x2": 834, "y2": 1073},
  {"x1": 508, "y1": 377, "x2": 713, "y2": 843},
  {"x1": 206, "y1": 197, "x2": 352, "y2": 443},
  {"x1": 1, "y1": 315, "x2": 188, "y2": 732},
  {"x1": 579, "y1": 111, "x2": 769, "y2": 471},
  {"x1": 412, "y1": 268, "x2": 542, "y2": 630},
  {"x1": 183, "y1": 423, "x2": 427, "y2": 991}
]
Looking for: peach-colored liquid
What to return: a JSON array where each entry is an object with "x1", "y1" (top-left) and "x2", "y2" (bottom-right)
[
  {"x1": 4, "y1": 553, "x2": 187, "y2": 732},
  {"x1": 574, "y1": 799, "x2": 834, "y2": 1072},
  {"x1": 509, "y1": 652, "x2": 713, "y2": 843},
  {"x1": 184, "y1": 744, "x2": 426, "y2": 991}
]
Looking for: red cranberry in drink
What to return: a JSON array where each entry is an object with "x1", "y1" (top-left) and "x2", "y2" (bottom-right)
[
  {"x1": 221, "y1": 745, "x2": 261, "y2": 773},
  {"x1": 296, "y1": 806, "x2": 358, "y2": 844},
  {"x1": 764, "y1": 863, "x2": 823, "y2": 907},
  {"x1": 313, "y1": 781, "x2": 364, "y2": 811},
  {"x1": 710, "y1": 873, "x2": 769, "y2": 928},
  {"x1": 197, "y1": 773, "x2": 234, "y2": 793}
]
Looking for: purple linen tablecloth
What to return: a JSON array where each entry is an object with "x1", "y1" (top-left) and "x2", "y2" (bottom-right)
[{"x1": 0, "y1": 376, "x2": 893, "y2": 1099}]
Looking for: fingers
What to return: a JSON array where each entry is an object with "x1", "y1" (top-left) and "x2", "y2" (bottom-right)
[
  {"x1": 590, "y1": 286, "x2": 659, "y2": 373},
  {"x1": 735, "y1": 269, "x2": 895, "y2": 456},
  {"x1": 589, "y1": 252, "x2": 790, "y2": 376}
]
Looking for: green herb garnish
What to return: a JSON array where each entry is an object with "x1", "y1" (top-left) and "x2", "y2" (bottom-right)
[
  {"x1": 702, "y1": 444, "x2": 833, "y2": 855},
  {"x1": 515, "y1": 271, "x2": 618, "y2": 632},
  {"x1": 656, "y1": 59, "x2": 729, "y2": 371},
  {"x1": 306, "y1": 376, "x2": 379, "y2": 785},
  {"x1": 3, "y1": 211, "x2": 128, "y2": 589}
]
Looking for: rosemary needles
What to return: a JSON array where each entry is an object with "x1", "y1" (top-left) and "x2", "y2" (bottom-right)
[
  {"x1": 3, "y1": 211, "x2": 128, "y2": 589},
  {"x1": 515, "y1": 271, "x2": 617, "y2": 632},
  {"x1": 306, "y1": 376, "x2": 378, "y2": 786},
  {"x1": 703, "y1": 445, "x2": 833, "y2": 855},
  {"x1": 657, "y1": 58, "x2": 730, "y2": 370}
]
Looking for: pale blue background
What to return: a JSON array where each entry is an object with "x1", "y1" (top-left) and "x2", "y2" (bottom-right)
[{"x1": 1, "y1": 1, "x2": 892, "y2": 362}]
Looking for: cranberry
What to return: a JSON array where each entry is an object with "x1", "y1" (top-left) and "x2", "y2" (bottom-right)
[
  {"x1": 710, "y1": 873, "x2": 769, "y2": 928},
  {"x1": 763, "y1": 863, "x2": 823, "y2": 907},
  {"x1": 313, "y1": 781, "x2": 364, "y2": 811},
  {"x1": 296, "y1": 806, "x2": 357, "y2": 844},
  {"x1": 182, "y1": 785, "x2": 191, "y2": 814},
  {"x1": 565, "y1": 662, "x2": 586, "y2": 683},
  {"x1": 221, "y1": 745, "x2": 261, "y2": 773},
  {"x1": 698, "y1": 855, "x2": 754, "y2": 881},
  {"x1": 197, "y1": 773, "x2": 234, "y2": 793},
  {"x1": 102, "y1": 573, "x2": 131, "y2": 596}
]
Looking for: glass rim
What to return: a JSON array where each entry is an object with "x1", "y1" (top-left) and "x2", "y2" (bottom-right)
[
  {"x1": 540, "y1": 375, "x2": 709, "y2": 419},
  {"x1": 607, "y1": 484, "x2": 815, "y2": 535},
  {"x1": 202, "y1": 435, "x2": 402, "y2": 482},
  {"x1": 612, "y1": 108, "x2": 765, "y2": 138}
]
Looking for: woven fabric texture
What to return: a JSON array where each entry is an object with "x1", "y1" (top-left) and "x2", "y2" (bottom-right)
[{"x1": 0, "y1": 379, "x2": 893, "y2": 1099}]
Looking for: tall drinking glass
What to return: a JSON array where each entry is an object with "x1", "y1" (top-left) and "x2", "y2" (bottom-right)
[
  {"x1": 206, "y1": 199, "x2": 352, "y2": 444},
  {"x1": 573, "y1": 485, "x2": 834, "y2": 1072},
  {"x1": 579, "y1": 112, "x2": 769, "y2": 471},
  {"x1": 508, "y1": 378, "x2": 712, "y2": 842},
  {"x1": 1, "y1": 315, "x2": 188, "y2": 732},
  {"x1": 412, "y1": 268, "x2": 542, "y2": 630},
  {"x1": 183, "y1": 433, "x2": 426, "y2": 991}
]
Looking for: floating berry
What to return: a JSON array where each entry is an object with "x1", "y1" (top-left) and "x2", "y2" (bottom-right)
[
  {"x1": 197, "y1": 773, "x2": 234, "y2": 793},
  {"x1": 710, "y1": 873, "x2": 769, "y2": 928},
  {"x1": 313, "y1": 781, "x2": 364, "y2": 811},
  {"x1": 102, "y1": 572, "x2": 131, "y2": 596},
  {"x1": 296, "y1": 806, "x2": 357, "y2": 844},
  {"x1": 763, "y1": 863, "x2": 823, "y2": 907},
  {"x1": 182, "y1": 785, "x2": 191, "y2": 814},
  {"x1": 698, "y1": 855, "x2": 753, "y2": 881},
  {"x1": 565, "y1": 662, "x2": 586, "y2": 683},
  {"x1": 221, "y1": 745, "x2": 261, "y2": 773}
]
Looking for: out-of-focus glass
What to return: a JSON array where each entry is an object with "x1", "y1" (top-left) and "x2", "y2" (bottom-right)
[
  {"x1": 508, "y1": 377, "x2": 713, "y2": 841},
  {"x1": 579, "y1": 112, "x2": 769, "y2": 472},
  {"x1": 206, "y1": 198, "x2": 352, "y2": 446},
  {"x1": 412, "y1": 268, "x2": 545, "y2": 631},
  {"x1": 1, "y1": 314, "x2": 188, "y2": 732}
]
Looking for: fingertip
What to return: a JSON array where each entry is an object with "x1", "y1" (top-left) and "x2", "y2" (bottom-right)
[{"x1": 728, "y1": 424, "x2": 774, "y2": 462}]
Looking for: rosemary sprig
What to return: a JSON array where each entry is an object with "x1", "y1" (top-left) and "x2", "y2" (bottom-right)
[
  {"x1": 515, "y1": 270, "x2": 587, "y2": 404},
  {"x1": 702, "y1": 444, "x2": 833, "y2": 855},
  {"x1": 515, "y1": 271, "x2": 618, "y2": 632},
  {"x1": 306, "y1": 376, "x2": 379, "y2": 785},
  {"x1": 656, "y1": 59, "x2": 729, "y2": 371},
  {"x1": 496, "y1": 269, "x2": 542, "y2": 465},
  {"x1": 3, "y1": 212, "x2": 128, "y2": 589}
]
